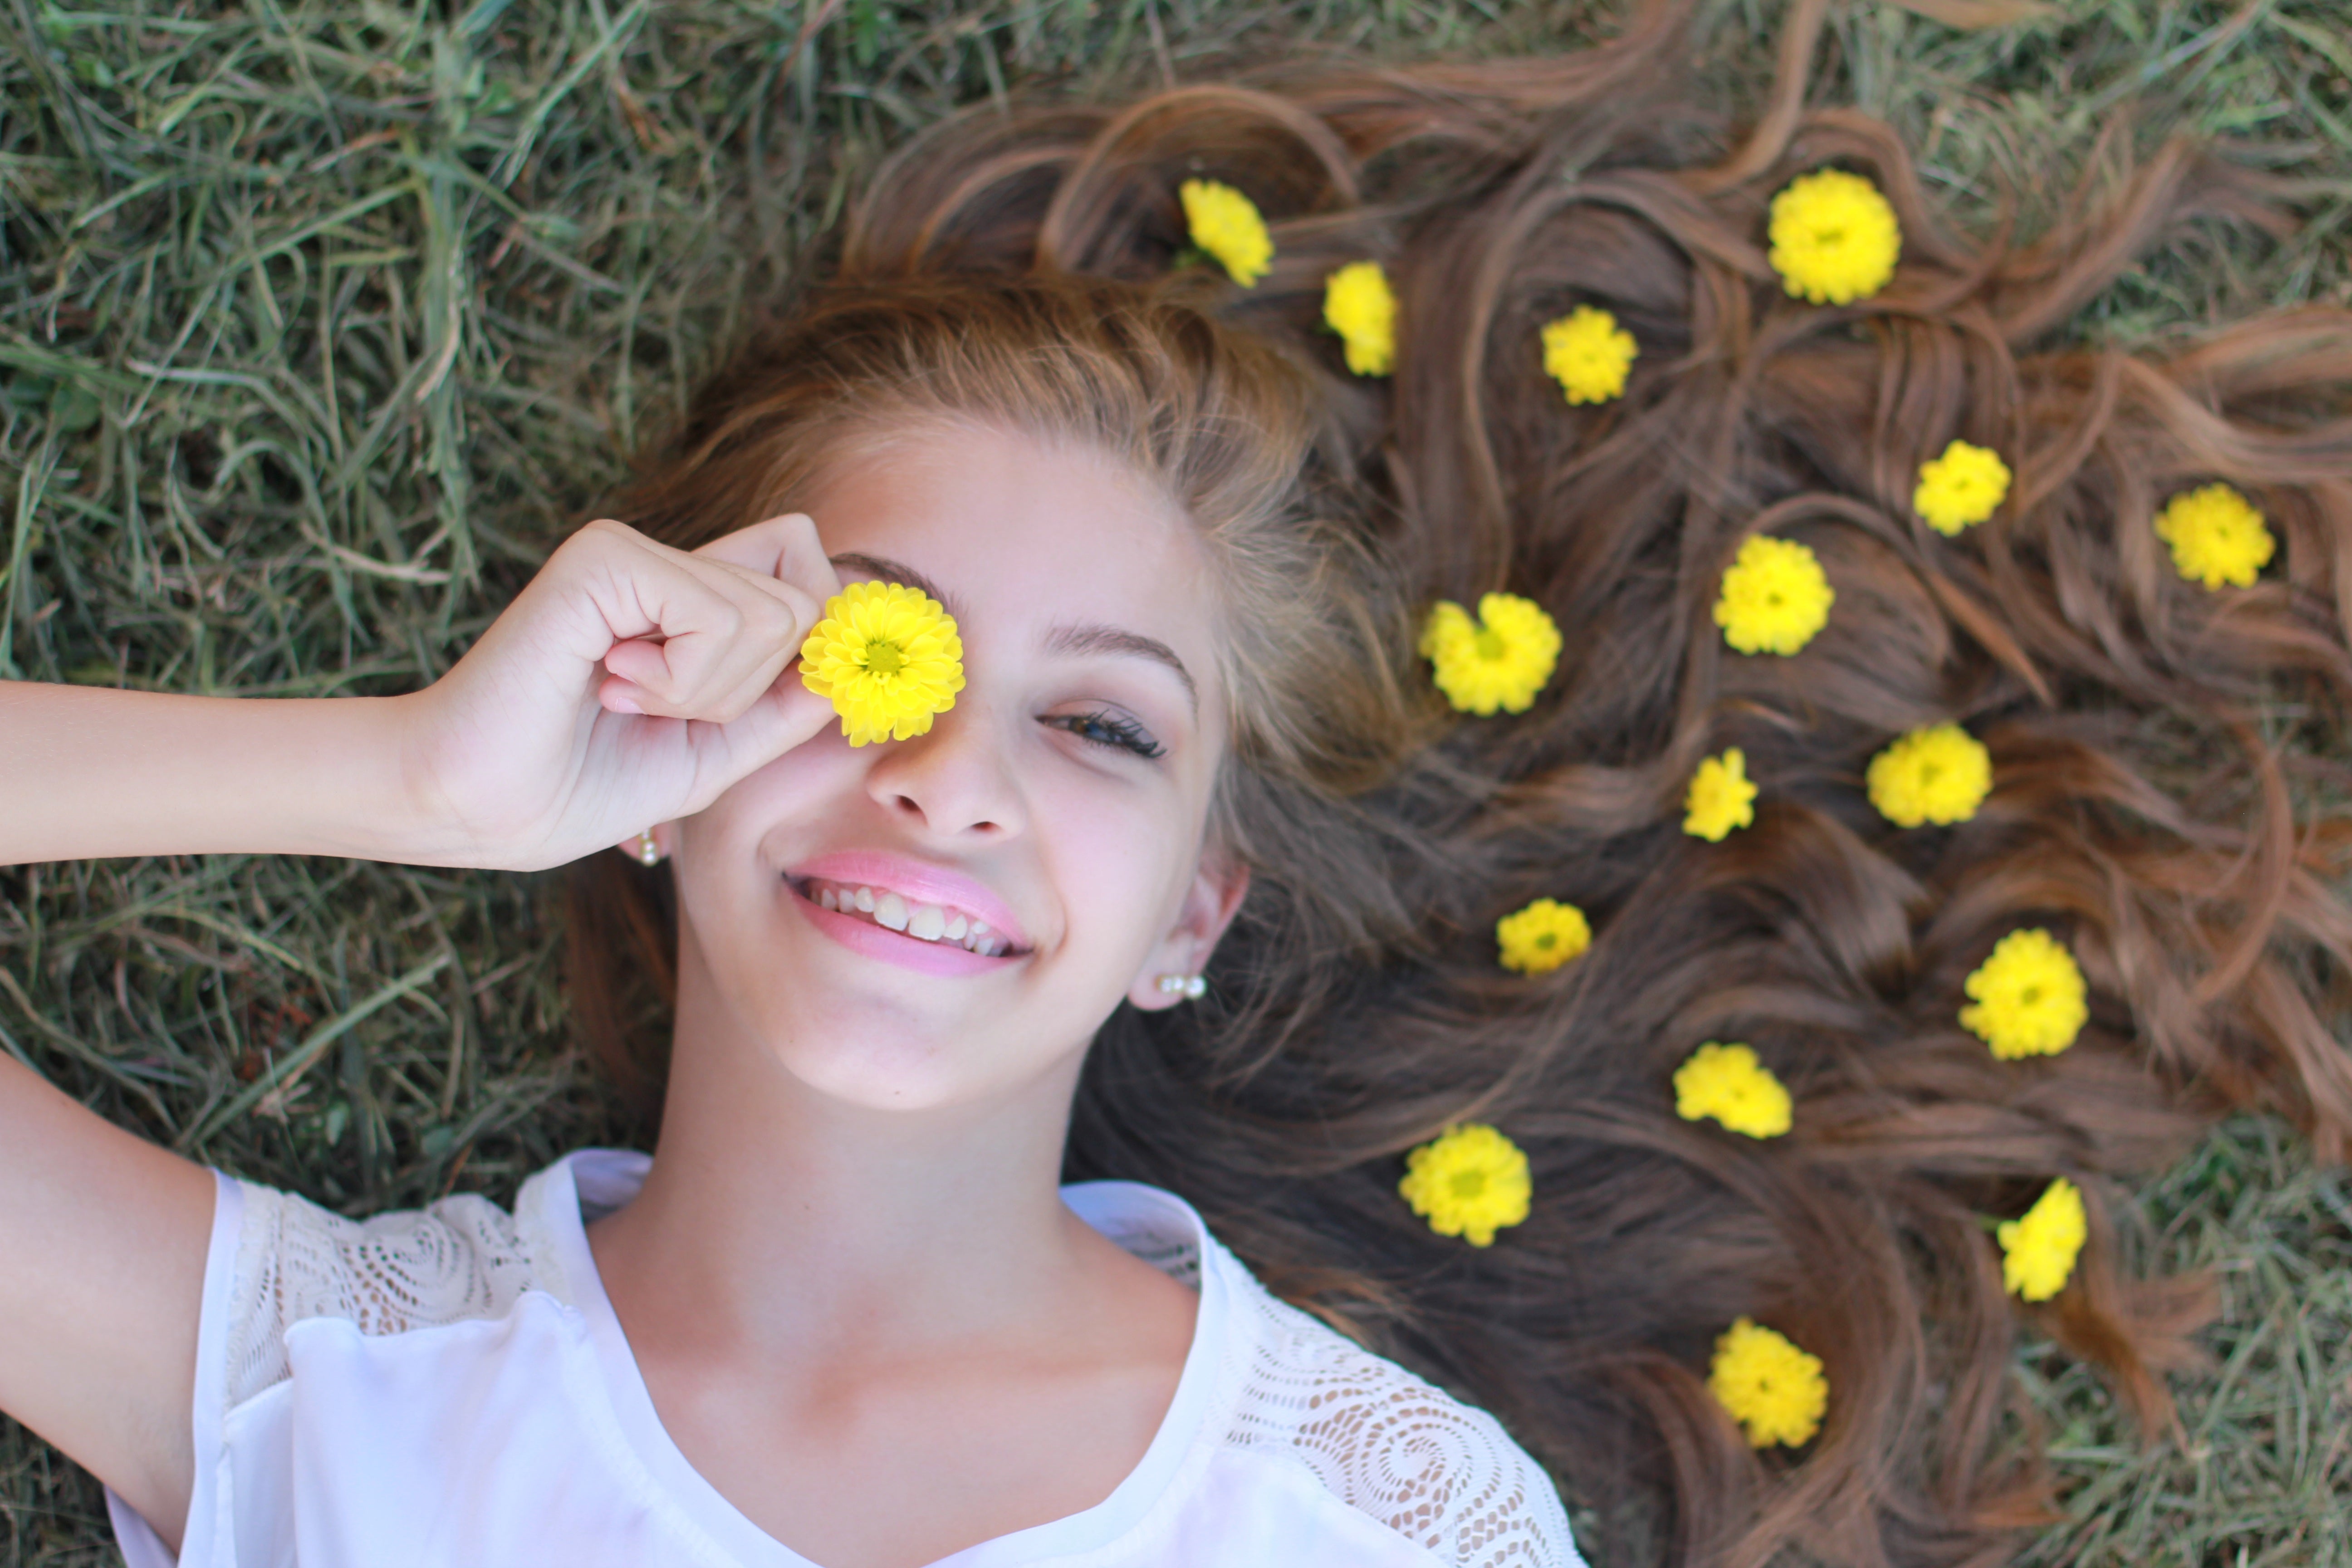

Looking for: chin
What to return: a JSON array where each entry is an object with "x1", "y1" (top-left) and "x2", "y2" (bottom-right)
[{"x1": 768, "y1": 1032, "x2": 985, "y2": 1113}]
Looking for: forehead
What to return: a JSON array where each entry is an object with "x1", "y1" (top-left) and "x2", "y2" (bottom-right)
[{"x1": 803, "y1": 422, "x2": 1220, "y2": 654}]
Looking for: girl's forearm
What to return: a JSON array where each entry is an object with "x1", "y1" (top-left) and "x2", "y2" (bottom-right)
[{"x1": 0, "y1": 683, "x2": 433, "y2": 866}]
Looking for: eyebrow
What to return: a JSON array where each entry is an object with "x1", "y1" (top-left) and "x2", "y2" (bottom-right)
[
  {"x1": 1045, "y1": 622, "x2": 1198, "y2": 715},
  {"x1": 828, "y1": 553, "x2": 964, "y2": 622}
]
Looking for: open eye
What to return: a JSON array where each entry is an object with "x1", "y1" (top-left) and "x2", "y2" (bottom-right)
[{"x1": 1047, "y1": 709, "x2": 1166, "y2": 760}]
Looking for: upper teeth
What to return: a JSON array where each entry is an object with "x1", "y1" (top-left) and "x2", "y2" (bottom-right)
[{"x1": 809, "y1": 882, "x2": 1007, "y2": 956}]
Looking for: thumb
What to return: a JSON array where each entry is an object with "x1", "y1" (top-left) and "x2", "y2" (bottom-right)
[{"x1": 680, "y1": 678, "x2": 841, "y2": 808}]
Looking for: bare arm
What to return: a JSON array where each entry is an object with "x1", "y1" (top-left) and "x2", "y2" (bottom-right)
[
  {"x1": 0, "y1": 515, "x2": 839, "y2": 1547},
  {"x1": 0, "y1": 1051, "x2": 216, "y2": 1551},
  {"x1": 0, "y1": 685, "x2": 424, "y2": 866}
]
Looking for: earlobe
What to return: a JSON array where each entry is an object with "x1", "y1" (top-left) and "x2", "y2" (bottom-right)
[{"x1": 1127, "y1": 856, "x2": 1250, "y2": 1012}]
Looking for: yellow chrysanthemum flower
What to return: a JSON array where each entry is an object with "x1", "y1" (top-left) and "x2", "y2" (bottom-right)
[
  {"x1": 798, "y1": 581, "x2": 967, "y2": 747},
  {"x1": 1673, "y1": 1042, "x2": 1793, "y2": 1138},
  {"x1": 1496, "y1": 897, "x2": 1591, "y2": 975},
  {"x1": 1323, "y1": 260, "x2": 1396, "y2": 377},
  {"x1": 1398, "y1": 1123, "x2": 1533, "y2": 1247},
  {"x1": 1998, "y1": 1176, "x2": 2087, "y2": 1302},
  {"x1": 2155, "y1": 483, "x2": 2274, "y2": 590},
  {"x1": 1540, "y1": 305, "x2": 1638, "y2": 405},
  {"x1": 1708, "y1": 1318, "x2": 1828, "y2": 1449},
  {"x1": 1420, "y1": 593, "x2": 1563, "y2": 715},
  {"x1": 1714, "y1": 535, "x2": 1834, "y2": 656},
  {"x1": 1866, "y1": 722, "x2": 1993, "y2": 828},
  {"x1": 1913, "y1": 439, "x2": 2011, "y2": 535},
  {"x1": 1960, "y1": 928, "x2": 2088, "y2": 1061},
  {"x1": 1769, "y1": 168, "x2": 1901, "y2": 306},
  {"x1": 1179, "y1": 178, "x2": 1273, "y2": 287},
  {"x1": 1684, "y1": 748, "x2": 1759, "y2": 841}
]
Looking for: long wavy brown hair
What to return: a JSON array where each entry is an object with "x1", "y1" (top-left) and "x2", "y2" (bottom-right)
[{"x1": 565, "y1": 0, "x2": 2352, "y2": 1560}]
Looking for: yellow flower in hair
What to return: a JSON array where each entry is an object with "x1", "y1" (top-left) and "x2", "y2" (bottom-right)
[
  {"x1": 1866, "y1": 723, "x2": 1992, "y2": 828},
  {"x1": 1708, "y1": 1318, "x2": 1828, "y2": 1449},
  {"x1": 1769, "y1": 168, "x2": 1902, "y2": 305},
  {"x1": 1714, "y1": 535, "x2": 1834, "y2": 656},
  {"x1": 2156, "y1": 483, "x2": 2274, "y2": 589},
  {"x1": 1960, "y1": 928, "x2": 2087, "y2": 1060},
  {"x1": 1998, "y1": 1177, "x2": 2087, "y2": 1302},
  {"x1": 1913, "y1": 440, "x2": 2011, "y2": 535},
  {"x1": 1496, "y1": 897, "x2": 1591, "y2": 975},
  {"x1": 799, "y1": 581, "x2": 967, "y2": 747},
  {"x1": 1323, "y1": 261, "x2": 1397, "y2": 376},
  {"x1": 1420, "y1": 593, "x2": 1563, "y2": 715},
  {"x1": 1179, "y1": 178, "x2": 1273, "y2": 287},
  {"x1": 1399, "y1": 1123, "x2": 1532, "y2": 1247},
  {"x1": 1540, "y1": 305, "x2": 1638, "y2": 405},
  {"x1": 1683, "y1": 748, "x2": 1759, "y2": 841},
  {"x1": 1673, "y1": 1042, "x2": 1792, "y2": 1138}
]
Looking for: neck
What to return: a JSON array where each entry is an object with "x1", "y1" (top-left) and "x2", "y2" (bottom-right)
[{"x1": 587, "y1": 940, "x2": 1093, "y2": 1359}]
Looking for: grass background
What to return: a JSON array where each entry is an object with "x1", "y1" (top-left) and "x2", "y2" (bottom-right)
[{"x1": 1, "y1": 0, "x2": 2348, "y2": 1561}]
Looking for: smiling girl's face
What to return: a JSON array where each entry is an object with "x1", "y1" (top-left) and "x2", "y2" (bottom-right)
[{"x1": 666, "y1": 421, "x2": 1246, "y2": 1112}]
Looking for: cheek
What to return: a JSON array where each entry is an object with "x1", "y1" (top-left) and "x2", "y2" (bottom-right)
[{"x1": 1029, "y1": 769, "x2": 1196, "y2": 969}]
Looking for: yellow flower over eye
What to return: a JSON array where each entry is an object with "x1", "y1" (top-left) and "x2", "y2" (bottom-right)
[
  {"x1": 1179, "y1": 178, "x2": 1273, "y2": 287},
  {"x1": 1398, "y1": 1123, "x2": 1532, "y2": 1247},
  {"x1": 1673, "y1": 1042, "x2": 1792, "y2": 1138},
  {"x1": 1420, "y1": 593, "x2": 1563, "y2": 715},
  {"x1": 1708, "y1": 1318, "x2": 1828, "y2": 1449},
  {"x1": 1866, "y1": 722, "x2": 1992, "y2": 828},
  {"x1": 1683, "y1": 747, "x2": 1758, "y2": 841},
  {"x1": 1540, "y1": 305, "x2": 1638, "y2": 405},
  {"x1": 1960, "y1": 928, "x2": 2087, "y2": 1060},
  {"x1": 799, "y1": 581, "x2": 967, "y2": 747},
  {"x1": 1714, "y1": 535, "x2": 1834, "y2": 656},
  {"x1": 1323, "y1": 260, "x2": 1396, "y2": 377},
  {"x1": 1998, "y1": 1176, "x2": 2087, "y2": 1302},
  {"x1": 1769, "y1": 168, "x2": 1902, "y2": 306},
  {"x1": 1913, "y1": 440, "x2": 2011, "y2": 535},
  {"x1": 2155, "y1": 483, "x2": 2274, "y2": 589},
  {"x1": 1495, "y1": 897, "x2": 1591, "y2": 975}
]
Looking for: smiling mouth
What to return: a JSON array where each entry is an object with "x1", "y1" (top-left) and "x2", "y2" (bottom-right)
[{"x1": 791, "y1": 877, "x2": 1023, "y2": 957}]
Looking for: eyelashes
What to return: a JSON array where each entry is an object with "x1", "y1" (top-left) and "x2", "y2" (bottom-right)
[{"x1": 1049, "y1": 709, "x2": 1166, "y2": 761}]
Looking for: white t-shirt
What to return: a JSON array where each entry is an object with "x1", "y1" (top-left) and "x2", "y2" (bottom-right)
[{"x1": 108, "y1": 1148, "x2": 1581, "y2": 1567}]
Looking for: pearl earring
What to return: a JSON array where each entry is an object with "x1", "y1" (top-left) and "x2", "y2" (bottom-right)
[
  {"x1": 635, "y1": 830, "x2": 662, "y2": 867},
  {"x1": 1156, "y1": 973, "x2": 1207, "y2": 1000}
]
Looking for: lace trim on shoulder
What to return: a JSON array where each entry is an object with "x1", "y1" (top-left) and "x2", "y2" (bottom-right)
[
  {"x1": 223, "y1": 1179, "x2": 548, "y2": 1410},
  {"x1": 1225, "y1": 1285, "x2": 1580, "y2": 1568}
]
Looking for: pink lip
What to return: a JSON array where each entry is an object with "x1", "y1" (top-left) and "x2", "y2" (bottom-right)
[{"x1": 789, "y1": 851, "x2": 1031, "y2": 951}]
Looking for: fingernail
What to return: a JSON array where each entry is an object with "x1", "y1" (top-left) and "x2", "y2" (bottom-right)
[{"x1": 607, "y1": 692, "x2": 642, "y2": 715}]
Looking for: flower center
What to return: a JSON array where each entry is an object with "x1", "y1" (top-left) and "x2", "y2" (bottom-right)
[
  {"x1": 861, "y1": 639, "x2": 905, "y2": 676},
  {"x1": 1475, "y1": 627, "x2": 1508, "y2": 661},
  {"x1": 1450, "y1": 1169, "x2": 1489, "y2": 1200},
  {"x1": 1535, "y1": 931, "x2": 1558, "y2": 949},
  {"x1": 2021, "y1": 985, "x2": 2042, "y2": 1005},
  {"x1": 1811, "y1": 224, "x2": 1847, "y2": 246}
]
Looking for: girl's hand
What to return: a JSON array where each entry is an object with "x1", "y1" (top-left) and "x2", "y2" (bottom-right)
[{"x1": 401, "y1": 514, "x2": 842, "y2": 871}]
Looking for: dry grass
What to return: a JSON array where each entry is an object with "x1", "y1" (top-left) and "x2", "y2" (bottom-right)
[{"x1": 0, "y1": 0, "x2": 2347, "y2": 1561}]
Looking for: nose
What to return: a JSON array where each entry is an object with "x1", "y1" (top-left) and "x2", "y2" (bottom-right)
[{"x1": 860, "y1": 700, "x2": 1028, "y2": 842}]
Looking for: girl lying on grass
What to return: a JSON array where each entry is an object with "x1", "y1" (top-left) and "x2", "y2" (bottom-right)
[{"x1": 5, "y1": 0, "x2": 2352, "y2": 1563}]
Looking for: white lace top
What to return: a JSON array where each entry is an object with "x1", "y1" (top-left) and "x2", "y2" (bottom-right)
[{"x1": 107, "y1": 1149, "x2": 1581, "y2": 1568}]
